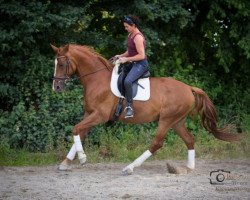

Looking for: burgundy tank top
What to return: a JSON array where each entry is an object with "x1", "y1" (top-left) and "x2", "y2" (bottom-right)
[{"x1": 127, "y1": 32, "x2": 146, "y2": 57}]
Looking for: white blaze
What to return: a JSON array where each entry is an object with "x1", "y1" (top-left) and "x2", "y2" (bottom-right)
[{"x1": 52, "y1": 58, "x2": 58, "y2": 91}]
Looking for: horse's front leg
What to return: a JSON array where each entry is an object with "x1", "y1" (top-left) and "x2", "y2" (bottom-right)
[
  {"x1": 58, "y1": 111, "x2": 104, "y2": 170},
  {"x1": 58, "y1": 127, "x2": 91, "y2": 171}
]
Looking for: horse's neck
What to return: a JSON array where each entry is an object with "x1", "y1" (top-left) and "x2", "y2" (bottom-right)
[
  {"x1": 72, "y1": 47, "x2": 112, "y2": 91},
  {"x1": 76, "y1": 62, "x2": 111, "y2": 92}
]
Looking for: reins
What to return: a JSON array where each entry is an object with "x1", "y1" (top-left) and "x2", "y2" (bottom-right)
[
  {"x1": 53, "y1": 55, "x2": 109, "y2": 83},
  {"x1": 77, "y1": 67, "x2": 107, "y2": 79}
]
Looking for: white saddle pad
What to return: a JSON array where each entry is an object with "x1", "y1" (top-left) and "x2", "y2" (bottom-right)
[{"x1": 110, "y1": 61, "x2": 150, "y2": 101}]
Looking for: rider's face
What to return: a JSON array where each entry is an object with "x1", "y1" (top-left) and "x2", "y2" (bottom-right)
[{"x1": 123, "y1": 22, "x2": 135, "y2": 33}]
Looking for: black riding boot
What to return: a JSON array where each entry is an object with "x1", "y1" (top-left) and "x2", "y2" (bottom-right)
[{"x1": 124, "y1": 102, "x2": 134, "y2": 118}]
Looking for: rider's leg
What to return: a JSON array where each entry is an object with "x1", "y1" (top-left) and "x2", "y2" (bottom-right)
[{"x1": 123, "y1": 62, "x2": 148, "y2": 118}]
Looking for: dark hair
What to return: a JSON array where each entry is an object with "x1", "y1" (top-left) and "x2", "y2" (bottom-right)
[{"x1": 124, "y1": 15, "x2": 139, "y2": 27}]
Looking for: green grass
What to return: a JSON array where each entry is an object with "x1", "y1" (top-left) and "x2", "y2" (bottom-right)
[
  {"x1": 0, "y1": 148, "x2": 58, "y2": 166},
  {"x1": 84, "y1": 129, "x2": 250, "y2": 163},
  {"x1": 1, "y1": 116, "x2": 249, "y2": 166}
]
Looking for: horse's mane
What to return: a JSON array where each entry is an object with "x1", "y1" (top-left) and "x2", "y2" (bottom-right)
[{"x1": 68, "y1": 44, "x2": 114, "y2": 71}]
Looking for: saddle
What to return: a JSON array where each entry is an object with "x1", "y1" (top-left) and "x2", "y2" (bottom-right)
[
  {"x1": 117, "y1": 62, "x2": 150, "y2": 98},
  {"x1": 109, "y1": 60, "x2": 151, "y2": 121}
]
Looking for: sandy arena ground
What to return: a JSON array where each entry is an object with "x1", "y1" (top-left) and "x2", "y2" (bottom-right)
[{"x1": 0, "y1": 159, "x2": 249, "y2": 200}]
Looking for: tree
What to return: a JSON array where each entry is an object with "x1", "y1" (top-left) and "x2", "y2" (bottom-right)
[{"x1": 0, "y1": 0, "x2": 249, "y2": 151}]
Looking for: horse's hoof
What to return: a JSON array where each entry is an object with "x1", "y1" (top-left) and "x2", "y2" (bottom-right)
[
  {"x1": 186, "y1": 166, "x2": 195, "y2": 172},
  {"x1": 58, "y1": 163, "x2": 72, "y2": 171},
  {"x1": 187, "y1": 164, "x2": 195, "y2": 171},
  {"x1": 79, "y1": 154, "x2": 87, "y2": 165},
  {"x1": 122, "y1": 166, "x2": 133, "y2": 175}
]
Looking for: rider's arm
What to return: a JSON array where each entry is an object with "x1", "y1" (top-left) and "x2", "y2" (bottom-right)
[
  {"x1": 119, "y1": 35, "x2": 145, "y2": 63},
  {"x1": 130, "y1": 35, "x2": 145, "y2": 61},
  {"x1": 116, "y1": 51, "x2": 129, "y2": 58}
]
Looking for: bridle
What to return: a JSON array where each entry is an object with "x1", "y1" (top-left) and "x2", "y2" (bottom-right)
[
  {"x1": 52, "y1": 56, "x2": 72, "y2": 82},
  {"x1": 53, "y1": 55, "x2": 108, "y2": 83}
]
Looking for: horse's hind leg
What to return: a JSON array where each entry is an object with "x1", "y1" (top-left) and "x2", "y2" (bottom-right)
[
  {"x1": 173, "y1": 119, "x2": 195, "y2": 169},
  {"x1": 122, "y1": 119, "x2": 173, "y2": 175}
]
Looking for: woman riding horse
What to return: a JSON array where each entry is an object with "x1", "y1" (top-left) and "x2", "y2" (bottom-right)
[
  {"x1": 114, "y1": 15, "x2": 149, "y2": 118},
  {"x1": 51, "y1": 43, "x2": 241, "y2": 174}
]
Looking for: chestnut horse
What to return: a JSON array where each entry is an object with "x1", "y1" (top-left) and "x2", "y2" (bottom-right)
[{"x1": 51, "y1": 44, "x2": 240, "y2": 174}]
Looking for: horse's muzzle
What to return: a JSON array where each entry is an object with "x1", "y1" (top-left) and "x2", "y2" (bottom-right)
[{"x1": 53, "y1": 80, "x2": 66, "y2": 92}]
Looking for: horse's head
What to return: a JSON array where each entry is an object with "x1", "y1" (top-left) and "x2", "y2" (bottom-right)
[{"x1": 51, "y1": 44, "x2": 76, "y2": 92}]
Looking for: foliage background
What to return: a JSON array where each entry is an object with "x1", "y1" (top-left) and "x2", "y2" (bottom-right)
[{"x1": 0, "y1": 0, "x2": 249, "y2": 162}]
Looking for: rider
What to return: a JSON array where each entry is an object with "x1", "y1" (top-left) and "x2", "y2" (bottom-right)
[{"x1": 115, "y1": 15, "x2": 149, "y2": 118}]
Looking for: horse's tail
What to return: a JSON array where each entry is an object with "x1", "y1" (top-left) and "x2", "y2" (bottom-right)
[{"x1": 190, "y1": 87, "x2": 242, "y2": 142}]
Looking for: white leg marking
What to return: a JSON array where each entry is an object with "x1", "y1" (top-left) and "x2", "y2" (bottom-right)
[
  {"x1": 187, "y1": 149, "x2": 195, "y2": 169},
  {"x1": 66, "y1": 143, "x2": 77, "y2": 160},
  {"x1": 74, "y1": 135, "x2": 83, "y2": 151},
  {"x1": 58, "y1": 143, "x2": 77, "y2": 171},
  {"x1": 74, "y1": 135, "x2": 87, "y2": 165},
  {"x1": 122, "y1": 150, "x2": 152, "y2": 175}
]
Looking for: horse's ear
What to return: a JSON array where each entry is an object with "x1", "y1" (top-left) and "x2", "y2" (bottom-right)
[
  {"x1": 50, "y1": 44, "x2": 59, "y2": 54},
  {"x1": 64, "y1": 44, "x2": 69, "y2": 52}
]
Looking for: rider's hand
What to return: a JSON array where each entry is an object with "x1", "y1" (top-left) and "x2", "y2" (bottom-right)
[
  {"x1": 109, "y1": 55, "x2": 120, "y2": 63},
  {"x1": 119, "y1": 57, "x2": 129, "y2": 63}
]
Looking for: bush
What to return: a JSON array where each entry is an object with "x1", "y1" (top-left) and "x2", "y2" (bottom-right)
[
  {"x1": 1, "y1": 0, "x2": 249, "y2": 155},
  {"x1": 0, "y1": 55, "x2": 84, "y2": 151}
]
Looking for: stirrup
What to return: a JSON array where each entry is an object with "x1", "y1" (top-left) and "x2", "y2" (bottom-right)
[{"x1": 124, "y1": 106, "x2": 134, "y2": 118}]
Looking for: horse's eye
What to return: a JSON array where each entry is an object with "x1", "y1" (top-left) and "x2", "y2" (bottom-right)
[{"x1": 59, "y1": 64, "x2": 64, "y2": 68}]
